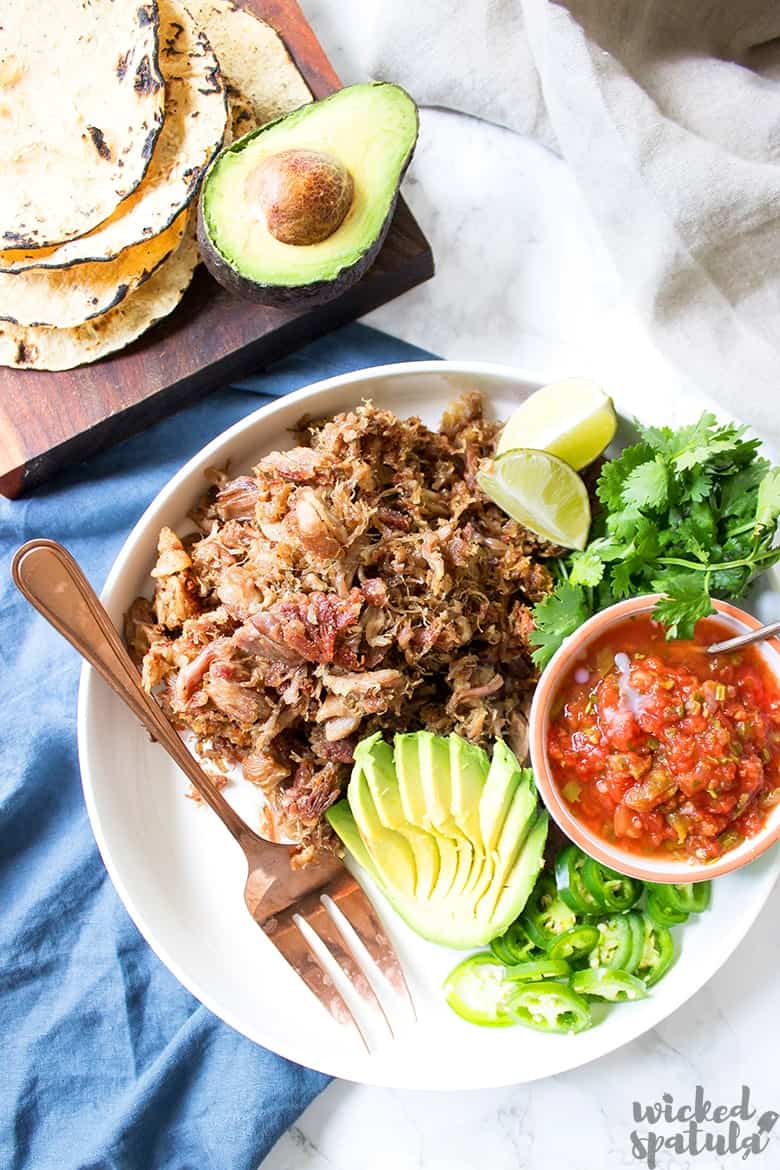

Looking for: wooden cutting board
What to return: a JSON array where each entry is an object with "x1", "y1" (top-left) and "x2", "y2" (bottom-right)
[{"x1": 0, "y1": 0, "x2": 433, "y2": 498}]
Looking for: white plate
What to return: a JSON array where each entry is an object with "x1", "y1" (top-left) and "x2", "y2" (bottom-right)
[{"x1": 78, "y1": 360, "x2": 780, "y2": 1089}]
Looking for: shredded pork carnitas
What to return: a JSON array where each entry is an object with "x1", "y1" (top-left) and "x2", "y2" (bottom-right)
[{"x1": 125, "y1": 393, "x2": 556, "y2": 861}]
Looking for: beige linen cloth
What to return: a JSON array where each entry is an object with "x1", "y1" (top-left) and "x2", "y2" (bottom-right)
[{"x1": 304, "y1": 0, "x2": 780, "y2": 444}]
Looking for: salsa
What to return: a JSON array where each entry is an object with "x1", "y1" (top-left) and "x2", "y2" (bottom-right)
[{"x1": 547, "y1": 615, "x2": 780, "y2": 861}]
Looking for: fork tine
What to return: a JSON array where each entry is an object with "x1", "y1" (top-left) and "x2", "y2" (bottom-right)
[
  {"x1": 304, "y1": 900, "x2": 394, "y2": 1037},
  {"x1": 325, "y1": 872, "x2": 417, "y2": 1020},
  {"x1": 262, "y1": 912, "x2": 369, "y2": 1050}
]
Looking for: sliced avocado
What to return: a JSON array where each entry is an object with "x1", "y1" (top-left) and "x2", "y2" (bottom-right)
[
  {"x1": 449, "y1": 734, "x2": 489, "y2": 845},
  {"x1": 448, "y1": 734, "x2": 491, "y2": 897},
  {"x1": 328, "y1": 799, "x2": 549, "y2": 950},
  {"x1": 476, "y1": 773, "x2": 540, "y2": 922},
  {"x1": 416, "y1": 731, "x2": 452, "y2": 830},
  {"x1": 328, "y1": 799, "x2": 484, "y2": 947},
  {"x1": 396, "y1": 732, "x2": 459, "y2": 902},
  {"x1": 329, "y1": 733, "x2": 549, "y2": 949},
  {"x1": 492, "y1": 810, "x2": 549, "y2": 926},
  {"x1": 347, "y1": 765, "x2": 416, "y2": 898},
  {"x1": 355, "y1": 733, "x2": 439, "y2": 900},
  {"x1": 417, "y1": 732, "x2": 475, "y2": 899},
  {"x1": 394, "y1": 732, "x2": 430, "y2": 826},
  {"x1": 327, "y1": 798, "x2": 374, "y2": 874},
  {"x1": 466, "y1": 743, "x2": 525, "y2": 907},
  {"x1": 198, "y1": 82, "x2": 419, "y2": 307},
  {"x1": 480, "y1": 739, "x2": 523, "y2": 854}
]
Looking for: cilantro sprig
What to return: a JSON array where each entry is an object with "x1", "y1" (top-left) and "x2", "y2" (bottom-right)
[{"x1": 530, "y1": 414, "x2": 780, "y2": 668}]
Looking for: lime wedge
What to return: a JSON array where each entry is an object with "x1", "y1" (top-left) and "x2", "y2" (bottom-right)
[
  {"x1": 497, "y1": 377, "x2": 617, "y2": 470},
  {"x1": 477, "y1": 449, "x2": 591, "y2": 549}
]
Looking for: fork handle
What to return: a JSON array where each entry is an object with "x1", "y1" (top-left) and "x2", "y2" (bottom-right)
[{"x1": 12, "y1": 539, "x2": 252, "y2": 845}]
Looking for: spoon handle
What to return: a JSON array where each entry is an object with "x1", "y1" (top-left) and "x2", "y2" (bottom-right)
[
  {"x1": 11, "y1": 538, "x2": 252, "y2": 844},
  {"x1": 707, "y1": 619, "x2": 780, "y2": 655}
]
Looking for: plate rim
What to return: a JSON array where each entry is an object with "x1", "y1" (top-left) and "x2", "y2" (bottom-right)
[{"x1": 77, "y1": 357, "x2": 780, "y2": 1088}]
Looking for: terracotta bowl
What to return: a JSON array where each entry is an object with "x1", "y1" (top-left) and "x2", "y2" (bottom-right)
[{"x1": 528, "y1": 594, "x2": 780, "y2": 883}]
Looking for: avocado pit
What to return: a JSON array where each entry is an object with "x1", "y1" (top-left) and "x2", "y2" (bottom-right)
[{"x1": 246, "y1": 148, "x2": 354, "y2": 246}]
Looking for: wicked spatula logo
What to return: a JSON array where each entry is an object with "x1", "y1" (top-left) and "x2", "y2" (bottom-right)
[{"x1": 630, "y1": 1086, "x2": 778, "y2": 1167}]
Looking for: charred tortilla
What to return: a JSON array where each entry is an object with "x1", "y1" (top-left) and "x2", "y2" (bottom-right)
[
  {"x1": 0, "y1": 0, "x2": 165, "y2": 249},
  {"x1": 0, "y1": 212, "x2": 186, "y2": 328},
  {"x1": 0, "y1": 0, "x2": 227, "y2": 274},
  {"x1": 186, "y1": 0, "x2": 311, "y2": 139},
  {"x1": 0, "y1": 226, "x2": 199, "y2": 370}
]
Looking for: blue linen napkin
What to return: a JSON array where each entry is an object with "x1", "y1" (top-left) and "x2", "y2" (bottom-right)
[{"x1": 0, "y1": 324, "x2": 436, "y2": 1170}]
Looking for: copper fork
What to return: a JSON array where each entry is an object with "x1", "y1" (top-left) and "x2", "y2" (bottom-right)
[{"x1": 12, "y1": 539, "x2": 414, "y2": 1050}]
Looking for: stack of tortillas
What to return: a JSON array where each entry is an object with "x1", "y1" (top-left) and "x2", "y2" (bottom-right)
[{"x1": 0, "y1": 0, "x2": 311, "y2": 370}]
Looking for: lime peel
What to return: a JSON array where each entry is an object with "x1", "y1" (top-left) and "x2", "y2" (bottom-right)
[
  {"x1": 497, "y1": 377, "x2": 617, "y2": 471},
  {"x1": 477, "y1": 448, "x2": 591, "y2": 550}
]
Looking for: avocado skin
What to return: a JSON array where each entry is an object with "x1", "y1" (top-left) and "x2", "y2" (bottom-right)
[{"x1": 197, "y1": 83, "x2": 419, "y2": 308}]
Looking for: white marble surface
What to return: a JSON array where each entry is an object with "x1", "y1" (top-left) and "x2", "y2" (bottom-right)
[{"x1": 261, "y1": 110, "x2": 780, "y2": 1170}]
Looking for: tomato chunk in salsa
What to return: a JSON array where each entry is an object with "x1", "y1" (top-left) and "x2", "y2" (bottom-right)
[{"x1": 547, "y1": 615, "x2": 780, "y2": 861}]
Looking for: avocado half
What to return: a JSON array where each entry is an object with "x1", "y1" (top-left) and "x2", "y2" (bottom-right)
[
  {"x1": 198, "y1": 82, "x2": 419, "y2": 307},
  {"x1": 327, "y1": 733, "x2": 549, "y2": 950}
]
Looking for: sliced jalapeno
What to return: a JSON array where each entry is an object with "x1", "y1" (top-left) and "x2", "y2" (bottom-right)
[
  {"x1": 634, "y1": 913, "x2": 675, "y2": 988},
  {"x1": 571, "y1": 967, "x2": 647, "y2": 1003},
  {"x1": 583, "y1": 857, "x2": 643, "y2": 912},
  {"x1": 589, "y1": 914, "x2": 633, "y2": 969},
  {"x1": 555, "y1": 845, "x2": 604, "y2": 915},
  {"x1": 506, "y1": 980, "x2": 592, "y2": 1034},
  {"x1": 623, "y1": 910, "x2": 647, "y2": 974},
  {"x1": 490, "y1": 920, "x2": 540, "y2": 966},
  {"x1": 646, "y1": 886, "x2": 689, "y2": 927},
  {"x1": 521, "y1": 872, "x2": 578, "y2": 949},
  {"x1": 443, "y1": 954, "x2": 516, "y2": 1027},
  {"x1": 504, "y1": 958, "x2": 571, "y2": 983},
  {"x1": 547, "y1": 924, "x2": 599, "y2": 964},
  {"x1": 662, "y1": 882, "x2": 711, "y2": 914}
]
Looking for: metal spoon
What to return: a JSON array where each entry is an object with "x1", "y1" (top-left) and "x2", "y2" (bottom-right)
[{"x1": 706, "y1": 620, "x2": 780, "y2": 655}]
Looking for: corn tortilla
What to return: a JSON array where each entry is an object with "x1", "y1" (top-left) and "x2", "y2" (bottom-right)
[
  {"x1": 0, "y1": 0, "x2": 165, "y2": 249},
  {"x1": 0, "y1": 0, "x2": 227, "y2": 274},
  {"x1": 186, "y1": 0, "x2": 311, "y2": 138},
  {"x1": 0, "y1": 227, "x2": 199, "y2": 370},
  {"x1": 0, "y1": 212, "x2": 187, "y2": 328}
]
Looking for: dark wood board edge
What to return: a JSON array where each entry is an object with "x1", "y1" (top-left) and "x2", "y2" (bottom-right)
[
  {"x1": 257, "y1": 0, "x2": 341, "y2": 97},
  {"x1": 0, "y1": 209, "x2": 433, "y2": 497}
]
